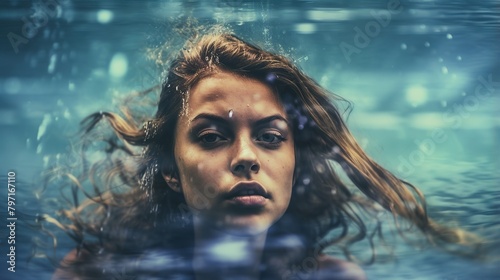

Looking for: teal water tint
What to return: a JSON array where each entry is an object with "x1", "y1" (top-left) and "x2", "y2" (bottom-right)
[{"x1": 0, "y1": 0, "x2": 499, "y2": 279}]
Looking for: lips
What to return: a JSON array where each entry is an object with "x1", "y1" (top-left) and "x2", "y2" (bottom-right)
[
  {"x1": 226, "y1": 182, "x2": 270, "y2": 199},
  {"x1": 225, "y1": 182, "x2": 269, "y2": 207}
]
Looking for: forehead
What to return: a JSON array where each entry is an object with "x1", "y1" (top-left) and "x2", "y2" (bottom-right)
[{"x1": 186, "y1": 72, "x2": 285, "y2": 117}]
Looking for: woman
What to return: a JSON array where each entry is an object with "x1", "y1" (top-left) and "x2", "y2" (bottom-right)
[{"x1": 49, "y1": 32, "x2": 480, "y2": 279}]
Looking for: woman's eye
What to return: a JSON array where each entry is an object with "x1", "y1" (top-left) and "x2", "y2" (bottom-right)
[
  {"x1": 257, "y1": 132, "x2": 285, "y2": 144},
  {"x1": 199, "y1": 133, "x2": 225, "y2": 144}
]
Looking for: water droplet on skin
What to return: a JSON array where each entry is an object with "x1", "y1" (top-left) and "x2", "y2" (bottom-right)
[
  {"x1": 228, "y1": 109, "x2": 233, "y2": 118},
  {"x1": 197, "y1": 163, "x2": 204, "y2": 171}
]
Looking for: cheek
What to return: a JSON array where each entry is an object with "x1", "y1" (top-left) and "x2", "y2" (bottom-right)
[
  {"x1": 284, "y1": 164, "x2": 295, "y2": 199},
  {"x1": 180, "y1": 156, "x2": 223, "y2": 185},
  {"x1": 284, "y1": 150, "x2": 296, "y2": 202},
  {"x1": 175, "y1": 153, "x2": 226, "y2": 211},
  {"x1": 275, "y1": 155, "x2": 295, "y2": 205},
  {"x1": 178, "y1": 166, "x2": 212, "y2": 212}
]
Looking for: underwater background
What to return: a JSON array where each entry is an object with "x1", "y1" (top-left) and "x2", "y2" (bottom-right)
[{"x1": 0, "y1": 0, "x2": 499, "y2": 279}]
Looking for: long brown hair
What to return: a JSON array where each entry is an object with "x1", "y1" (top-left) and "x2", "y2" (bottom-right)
[{"x1": 44, "y1": 30, "x2": 482, "y2": 278}]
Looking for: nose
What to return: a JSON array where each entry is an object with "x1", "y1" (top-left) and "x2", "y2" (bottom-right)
[{"x1": 230, "y1": 138, "x2": 260, "y2": 177}]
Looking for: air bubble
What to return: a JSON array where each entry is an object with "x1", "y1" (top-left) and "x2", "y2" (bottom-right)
[
  {"x1": 97, "y1": 9, "x2": 114, "y2": 24},
  {"x1": 446, "y1": 33, "x2": 453, "y2": 39},
  {"x1": 109, "y1": 53, "x2": 128, "y2": 78},
  {"x1": 48, "y1": 54, "x2": 57, "y2": 74},
  {"x1": 332, "y1": 146, "x2": 340, "y2": 154},
  {"x1": 315, "y1": 163, "x2": 325, "y2": 173},
  {"x1": 4, "y1": 78, "x2": 21, "y2": 94},
  {"x1": 297, "y1": 186, "x2": 305, "y2": 195},
  {"x1": 266, "y1": 72, "x2": 277, "y2": 83}
]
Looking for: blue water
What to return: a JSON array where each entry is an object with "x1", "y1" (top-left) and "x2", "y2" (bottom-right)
[{"x1": 0, "y1": 0, "x2": 499, "y2": 279}]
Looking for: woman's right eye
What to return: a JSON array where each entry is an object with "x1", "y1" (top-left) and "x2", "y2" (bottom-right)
[{"x1": 198, "y1": 131, "x2": 226, "y2": 145}]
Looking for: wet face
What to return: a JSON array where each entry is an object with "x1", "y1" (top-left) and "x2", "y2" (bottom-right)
[{"x1": 169, "y1": 71, "x2": 295, "y2": 235}]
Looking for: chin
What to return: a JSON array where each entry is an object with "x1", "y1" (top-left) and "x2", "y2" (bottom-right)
[{"x1": 221, "y1": 217, "x2": 272, "y2": 236}]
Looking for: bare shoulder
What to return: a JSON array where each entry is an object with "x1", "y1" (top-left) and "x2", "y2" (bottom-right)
[
  {"x1": 315, "y1": 254, "x2": 366, "y2": 280},
  {"x1": 52, "y1": 248, "x2": 92, "y2": 280}
]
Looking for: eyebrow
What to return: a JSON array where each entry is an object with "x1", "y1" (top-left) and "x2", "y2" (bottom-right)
[{"x1": 191, "y1": 113, "x2": 290, "y2": 127}]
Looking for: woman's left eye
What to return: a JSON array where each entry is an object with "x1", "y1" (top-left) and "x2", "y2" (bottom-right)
[{"x1": 256, "y1": 132, "x2": 285, "y2": 144}]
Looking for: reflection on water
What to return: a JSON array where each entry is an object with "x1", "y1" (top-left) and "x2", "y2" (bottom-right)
[{"x1": 0, "y1": 0, "x2": 498, "y2": 279}]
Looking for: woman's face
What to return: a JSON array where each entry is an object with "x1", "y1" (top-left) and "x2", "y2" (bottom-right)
[{"x1": 170, "y1": 71, "x2": 295, "y2": 235}]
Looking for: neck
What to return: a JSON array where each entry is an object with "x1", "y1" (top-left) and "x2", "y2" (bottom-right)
[{"x1": 192, "y1": 218, "x2": 267, "y2": 280}]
